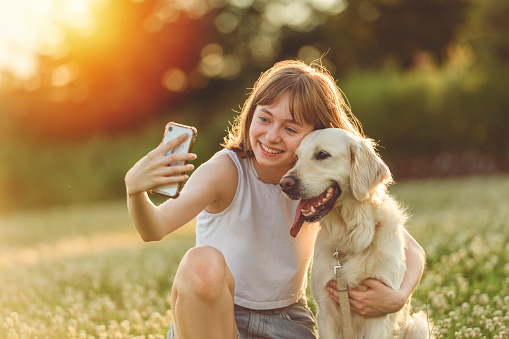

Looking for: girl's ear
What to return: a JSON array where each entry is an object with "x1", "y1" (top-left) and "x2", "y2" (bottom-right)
[{"x1": 349, "y1": 137, "x2": 392, "y2": 202}]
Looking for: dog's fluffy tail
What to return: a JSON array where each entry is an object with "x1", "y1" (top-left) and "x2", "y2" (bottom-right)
[{"x1": 404, "y1": 311, "x2": 436, "y2": 339}]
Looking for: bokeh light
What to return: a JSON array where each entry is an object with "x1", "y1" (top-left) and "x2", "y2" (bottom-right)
[{"x1": 162, "y1": 68, "x2": 188, "y2": 92}]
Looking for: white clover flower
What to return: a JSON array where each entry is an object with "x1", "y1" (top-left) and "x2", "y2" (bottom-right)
[
  {"x1": 9, "y1": 313, "x2": 19, "y2": 327},
  {"x1": 7, "y1": 328, "x2": 19, "y2": 339},
  {"x1": 470, "y1": 295, "x2": 478, "y2": 304},
  {"x1": 120, "y1": 319, "x2": 131, "y2": 334},
  {"x1": 461, "y1": 302, "x2": 471, "y2": 311},
  {"x1": 444, "y1": 318, "x2": 452, "y2": 328},
  {"x1": 447, "y1": 290, "x2": 456, "y2": 299},
  {"x1": 479, "y1": 294, "x2": 490, "y2": 305},
  {"x1": 5, "y1": 316, "x2": 14, "y2": 329},
  {"x1": 96, "y1": 324, "x2": 107, "y2": 333},
  {"x1": 108, "y1": 319, "x2": 119, "y2": 331}
]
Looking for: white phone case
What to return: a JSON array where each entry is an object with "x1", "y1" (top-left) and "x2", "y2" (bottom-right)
[{"x1": 151, "y1": 122, "x2": 197, "y2": 198}]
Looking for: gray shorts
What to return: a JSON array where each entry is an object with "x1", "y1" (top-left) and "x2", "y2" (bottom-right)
[
  {"x1": 167, "y1": 322, "x2": 241, "y2": 339},
  {"x1": 167, "y1": 297, "x2": 317, "y2": 339}
]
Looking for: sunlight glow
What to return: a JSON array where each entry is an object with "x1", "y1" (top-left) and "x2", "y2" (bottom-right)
[{"x1": 0, "y1": 0, "x2": 101, "y2": 82}]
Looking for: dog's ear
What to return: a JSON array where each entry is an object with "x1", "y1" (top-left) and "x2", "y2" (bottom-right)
[{"x1": 349, "y1": 137, "x2": 392, "y2": 202}]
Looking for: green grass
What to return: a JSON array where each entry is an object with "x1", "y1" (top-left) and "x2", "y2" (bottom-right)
[{"x1": 1, "y1": 176, "x2": 509, "y2": 338}]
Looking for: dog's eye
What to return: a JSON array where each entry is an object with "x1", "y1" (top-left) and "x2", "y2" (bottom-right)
[{"x1": 316, "y1": 151, "x2": 330, "y2": 160}]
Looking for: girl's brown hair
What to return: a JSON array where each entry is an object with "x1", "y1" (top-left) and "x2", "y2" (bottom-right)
[{"x1": 223, "y1": 60, "x2": 364, "y2": 157}]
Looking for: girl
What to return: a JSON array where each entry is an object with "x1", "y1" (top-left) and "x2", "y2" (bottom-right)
[{"x1": 125, "y1": 60, "x2": 425, "y2": 339}]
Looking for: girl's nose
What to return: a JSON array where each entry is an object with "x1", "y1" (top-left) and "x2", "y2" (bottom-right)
[{"x1": 265, "y1": 126, "x2": 281, "y2": 143}]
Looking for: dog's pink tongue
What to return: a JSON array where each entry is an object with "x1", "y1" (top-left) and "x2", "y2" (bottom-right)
[{"x1": 291, "y1": 200, "x2": 307, "y2": 238}]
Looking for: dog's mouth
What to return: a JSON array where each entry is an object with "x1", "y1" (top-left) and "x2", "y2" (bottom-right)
[{"x1": 291, "y1": 184, "x2": 342, "y2": 238}]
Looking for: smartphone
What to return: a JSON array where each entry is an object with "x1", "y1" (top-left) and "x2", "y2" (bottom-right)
[{"x1": 151, "y1": 122, "x2": 197, "y2": 198}]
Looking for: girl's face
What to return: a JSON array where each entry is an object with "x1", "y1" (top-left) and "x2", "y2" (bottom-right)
[{"x1": 249, "y1": 92, "x2": 314, "y2": 181}]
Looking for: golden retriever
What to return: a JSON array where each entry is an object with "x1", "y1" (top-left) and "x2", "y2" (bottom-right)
[{"x1": 280, "y1": 128, "x2": 430, "y2": 339}]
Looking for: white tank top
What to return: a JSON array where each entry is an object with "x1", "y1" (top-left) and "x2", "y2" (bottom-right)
[{"x1": 196, "y1": 150, "x2": 318, "y2": 310}]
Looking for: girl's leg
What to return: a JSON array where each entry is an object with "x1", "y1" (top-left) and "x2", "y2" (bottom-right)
[{"x1": 171, "y1": 246, "x2": 237, "y2": 339}]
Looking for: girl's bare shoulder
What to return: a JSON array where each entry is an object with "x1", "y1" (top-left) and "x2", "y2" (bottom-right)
[
  {"x1": 196, "y1": 151, "x2": 237, "y2": 176},
  {"x1": 193, "y1": 151, "x2": 239, "y2": 213}
]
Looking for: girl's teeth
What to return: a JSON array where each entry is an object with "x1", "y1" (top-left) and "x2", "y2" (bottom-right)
[{"x1": 261, "y1": 143, "x2": 282, "y2": 154}]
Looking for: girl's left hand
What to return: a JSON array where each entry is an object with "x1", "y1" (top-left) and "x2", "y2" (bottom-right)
[{"x1": 326, "y1": 278, "x2": 406, "y2": 318}]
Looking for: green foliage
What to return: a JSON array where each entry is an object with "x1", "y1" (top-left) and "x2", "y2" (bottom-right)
[
  {"x1": 2, "y1": 60, "x2": 509, "y2": 211},
  {"x1": 343, "y1": 63, "x2": 508, "y2": 154},
  {"x1": 461, "y1": 0, "x2": 509, "y2": 67},
  {"x1": 1, "y1": 176, "x2": 508, "y2": 337},
  {"x1": 0, "y1": 111, "x2": 230, "y2": 212},
  {"x1": 0, "y1": 129, "x2": 154, "y2": 211},
  {"x1": 340, "y1": 61, "x2": 509, "y2": 178}
]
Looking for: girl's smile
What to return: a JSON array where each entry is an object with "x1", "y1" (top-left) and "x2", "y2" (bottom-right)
[{"x1": 259, "y1": 142, "x2": 283, "y2": 155}]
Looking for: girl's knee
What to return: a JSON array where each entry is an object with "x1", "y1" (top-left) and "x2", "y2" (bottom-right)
[{"x1": 176, "y1": 246, "x2": 232, "y2": 301}]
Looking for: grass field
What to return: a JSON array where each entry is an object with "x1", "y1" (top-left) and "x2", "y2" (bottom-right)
[{"x1": 1, "y1": 176, "x2": 508, "y2": 338}]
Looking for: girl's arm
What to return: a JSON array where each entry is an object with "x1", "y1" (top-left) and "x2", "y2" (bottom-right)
[
  {"x1": 125, "y1": 135, "x2": 236, "y2": 241},
  {"x1": 327, "y1": 229, "x2": 425, "y2": 317}
]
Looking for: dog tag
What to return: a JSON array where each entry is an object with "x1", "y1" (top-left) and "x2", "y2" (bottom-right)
[{"x1": 334, "y1": 263, "x2": 342, "y2": 276}]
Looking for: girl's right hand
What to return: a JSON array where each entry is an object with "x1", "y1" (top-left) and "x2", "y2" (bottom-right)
[{"x1": 125, "y1": 133, "x2": 197, "y2": 196}]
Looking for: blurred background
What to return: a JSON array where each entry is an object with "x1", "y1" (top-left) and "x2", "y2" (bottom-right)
[{"x1": 0, "y1": 0, "x2": 508, "y2": 212}]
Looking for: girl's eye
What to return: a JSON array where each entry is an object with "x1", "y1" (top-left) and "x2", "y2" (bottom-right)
[
  {"x1": 259, "y1": 116, "x2": 269, "y2": 123},
  {"x1": 286, "y1": 127, "x2": 297, "y2": 133}
]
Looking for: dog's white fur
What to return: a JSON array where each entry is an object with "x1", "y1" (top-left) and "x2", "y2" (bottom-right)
[{"x1": 282, "y1": 129, "x2": 430, "y2": 339}]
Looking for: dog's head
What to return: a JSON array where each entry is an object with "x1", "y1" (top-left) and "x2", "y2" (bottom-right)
[{"x1": 280, "y1": 128, "x2": 392, "y2": 237}]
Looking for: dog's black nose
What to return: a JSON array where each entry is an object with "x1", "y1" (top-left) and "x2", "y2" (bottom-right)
[{"x1": 279, "y1": 176, "x2": 298, "y2": 193}]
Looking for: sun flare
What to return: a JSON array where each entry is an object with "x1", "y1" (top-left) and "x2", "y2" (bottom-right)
[{"x1": 0, "y1": 0, "x2": 101, "y2": 81}]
